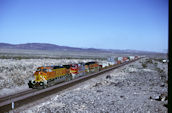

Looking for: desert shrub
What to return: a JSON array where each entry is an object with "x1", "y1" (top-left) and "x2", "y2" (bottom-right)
[
  {"x1": 154, "y1": 62, "x2": 158, "y2": 67},
  {"x1": 156, "y1": 67, "x2": 164, "y2": 74},
  {"x1": 142, "y1": 63, "x2": 147, "y2": 68},
  {"x1": 146, "y1": 59, "x2": 153, "y2": 64},
  {"x1": 0, "y1": 56, "x2": 8, "y2": 59}
]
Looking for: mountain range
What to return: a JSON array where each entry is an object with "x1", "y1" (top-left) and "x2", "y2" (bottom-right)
[{"x1": 0, "y1": 43, "x2": 160, "y2": 54}]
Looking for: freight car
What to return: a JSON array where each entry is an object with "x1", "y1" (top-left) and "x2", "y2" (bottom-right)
[
  {"x1": 128, "y1": 56, "x2": 135, "y2": 61},
  {"x1": 116, "y1": 57, "x2": 123, "y2": 64},
  {"x1": 123, "y1": 57, "x2": 129, "y2": 62}
]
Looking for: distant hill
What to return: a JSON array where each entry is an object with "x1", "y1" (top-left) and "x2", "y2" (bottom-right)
[
  {"x1": 0, "y1": 43, "x2": 104, "y2": 52},
  {"x1": 0, "y1": 43, "x2": 161, "y2": 54}
]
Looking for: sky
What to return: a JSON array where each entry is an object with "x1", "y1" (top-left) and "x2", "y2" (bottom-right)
[{"x1": 0, "y1": 0, "x2": 168, "y2": 53}]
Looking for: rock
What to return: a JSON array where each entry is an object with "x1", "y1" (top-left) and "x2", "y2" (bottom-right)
[
  {"x1": 160, "y1": 83, "x2": 165, "y2": 87},
  {"x1": 120, "y1": 95, "x2": 124, "y2": 98},
  {"x1": 111, "y1": 82, "x2": 123, "y2": 87},
  {"x1": 155, "y1": 109, "x2": 159, "y2": 112},
  {"x1": 150, "y1": 94, "x2": 168, "y2": 101},
  {"x1": 161, "y1": 96, "x2": 166, "y2": 101},
  {"x1": 93, "y1": 82, "x2": 102, "y2": 87},
  {"x1": 96, "y1": 90, "x2": 103, "y2": 92},
  {"x1": 154, "y1": 96, "x2": 161, "y2": 101},
  {"x1": 106, "y1": 75, "x2": 111, "y2": 79},
  {"x1": 149, "y1": 96, "x2": 152, "y2": 100},
  {"x1": 160, "y1": 94, "x2": 168, "y2": 101},
  {"x1": 163, "y1": 104, "x2": 168, "y2": 108}
]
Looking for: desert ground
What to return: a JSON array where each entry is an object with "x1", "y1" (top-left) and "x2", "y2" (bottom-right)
[{"x1": 6, "y1": 57, "x2": 168, "y2": 113}]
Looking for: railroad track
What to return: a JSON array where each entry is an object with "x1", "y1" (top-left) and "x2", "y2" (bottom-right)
[{"x1": 0, "y1": 58, "x2": 141, "y2": 112}]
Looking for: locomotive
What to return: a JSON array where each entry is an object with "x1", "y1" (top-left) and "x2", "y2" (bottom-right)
[
  {"x1": 28, "y1": 65, "x2": 72, "y2": 88},
  {"x1": 28, "y1": 61, "x2": 100, "y2": 89},
  {"x1": 70, "y1": 63, "x2": 85, "y2": 79}
]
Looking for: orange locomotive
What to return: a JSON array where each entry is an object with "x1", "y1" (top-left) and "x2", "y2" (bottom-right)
[
  {"x1": 85, "y1": 61, "x2": 100, "y2": 73},
  {"x1": 28, "y1": 65, "x2": 72, "y2": 88}
]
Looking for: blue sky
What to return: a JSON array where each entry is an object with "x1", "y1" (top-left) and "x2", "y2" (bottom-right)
[{"x1": 0, "y1": 0, "x2": 168, "y2": 53}]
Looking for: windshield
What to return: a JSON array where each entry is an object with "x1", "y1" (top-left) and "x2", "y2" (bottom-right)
[
  {"x1": 42, "y1": 69, "x2": 48, "y2": 73},
  {"x1": 36, "y1": 68, "x2": 48, "y2": 72},
  {"x1": 36, "y1": 68, "x2": 41, "y2": 72},
  {"x1": 72, "y1": 65, "x2": 76, "y2": 68}
]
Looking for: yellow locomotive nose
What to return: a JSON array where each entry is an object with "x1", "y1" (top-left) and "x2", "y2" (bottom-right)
[
  {"x1": 33, "y1": 71, "x2": 39, "y2": 81},
  {"x1": 33, "y1": 67, "x2": 48, "y2": 82},
  {"x1": 36, "y1": 73, "x2": 40, "y2": 82},
  {"x1": 34, "y1": 71, "x2": 47, "y2": 82}
]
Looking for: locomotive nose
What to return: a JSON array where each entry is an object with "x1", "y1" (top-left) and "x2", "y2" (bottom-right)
[{"x1": 34, "y1": 71, "x2": 39, "y2": 75}]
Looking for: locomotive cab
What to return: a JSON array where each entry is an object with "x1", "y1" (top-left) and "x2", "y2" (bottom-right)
[{"x1": 28, "y1": 67, "x2": 51, "y2": 88}]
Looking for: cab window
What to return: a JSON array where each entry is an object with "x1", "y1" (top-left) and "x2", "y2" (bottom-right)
[
  {"x1": 72, "y1": 65, "x2": 76, "y2": 68},
  {"x1": 36, "y1": 68, "x2": 41, "y2": 72},
  {"x1": 43, "y1": 69, "x2": 48, "y2": 73}
]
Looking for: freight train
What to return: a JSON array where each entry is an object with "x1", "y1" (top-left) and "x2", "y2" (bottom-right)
[{"x1": 28, "y1": 56, "x2": 139, "y2": 89}]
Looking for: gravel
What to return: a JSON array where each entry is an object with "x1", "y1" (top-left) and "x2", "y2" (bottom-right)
[{"x1": 11, "y1": 57, "x2": 168, "y2": 113}]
